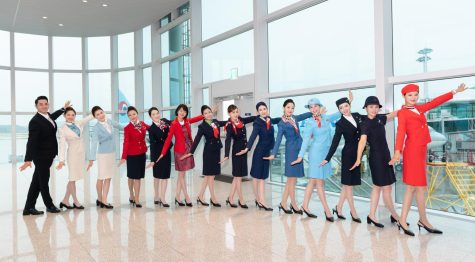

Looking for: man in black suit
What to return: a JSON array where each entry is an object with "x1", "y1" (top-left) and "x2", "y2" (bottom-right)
[{"x1": 19, "y1": 96, "x2": 70, "y2": 215}]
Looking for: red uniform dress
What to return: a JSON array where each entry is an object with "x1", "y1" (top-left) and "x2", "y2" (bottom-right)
[
  {"x1": 161, "y1": 115, "x2": 204, "y2": 171},
  {"x1": 395, "y1": 92, "x2": 453, "y2": 186},
  {"x1": 122, "y1": 121, "x2": 150, "y2": 179}
]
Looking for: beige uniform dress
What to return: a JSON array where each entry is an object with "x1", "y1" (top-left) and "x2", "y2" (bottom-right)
[{"x1": 58, "y1": 115, "x2": 94, "y2": 181}]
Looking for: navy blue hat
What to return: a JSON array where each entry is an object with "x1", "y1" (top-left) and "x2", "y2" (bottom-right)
[
  {"x1": 256, "y1": 101, "x2": 267, "y2": 111},
  {"x1": 335, "y1": 97, "x2": 350, "y2": 108},
  {"x1": 363, "y1": 96, "x2": 382, "y2": 109}
]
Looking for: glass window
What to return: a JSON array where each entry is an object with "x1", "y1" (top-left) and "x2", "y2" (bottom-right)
[
  {"x1": 269, "y1": 87, "x2": 376, "y2": 198},
  {"x1": 54, "y1": 73, "x2": 83, "y2": 110},
  {"x1": 393, "y1": 0, "x2": 475, "y2": 75},
  {"x1": 160, "y1": 14, "x2": 171, "y2": 27},
  {"x1": 53, "y1": 37, "x2": 82, "y2": 70},
  {"x1": 202, "y1": 88, "x2": 210, "y2": 106},
  {"x1": 0, "y1": 70, "x2": 11, "y2": 111},
  {"x1": 201, "y1": 0, "x2": 253, "y2": 40},
  {"x1": 117, "y1": 32, "x2": 135, "y2": 68},
  {"x1": 143, "y1": 67, "x2": 152, "y2": 110},
  {"x1": 142, "y1": 26, "x2": 152, "y2": 64},
  {"x1": 0, "y1": 30, "x2": 10, "y2": 66},
  {"x1": 268, "y1": 0, "x2": 374, "y2": 92},
  {"x1": 161, "y1": 20, "x2": 190, "y2": 58},
  {"x1": 0, "y1": 116, "x2": 11, "y2": 164},
  {"x1": 118, "y1": 70, "x2": 135, "y2": 113},
  {"x1": 161, "y1": 54, "x2": 191, "y2": 107},
  {"x1": 15, "y1": 71, "x2": 49, "y2": 112},
  {"x1": 87, "y1": 36, "x2": 110, "y2": 70},
  {"x1": 203, "y1": 30, "x2": 254, "y2": 84},
  {"x1": 14, "y1": 33, "x2": 48, "y2": 69},
  {"x1": 88, "y1": 73, "x2": 111, "y2": 111},
  {"x1": 178, "y1": 2, "x2": 190, "y2": 16},
  {"x1": 15, "y1": 115, "x2": 34, "y2": 162},
  {"x1": 268, "y1": 0, "x2": 300, "y2": 13},
  {"x1": 394, "y1": 77, "x2": 475, "y2": 217}
]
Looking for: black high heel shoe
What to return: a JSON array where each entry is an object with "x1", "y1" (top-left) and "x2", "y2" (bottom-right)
[
  {"x1": 100, "y1": 202, "x2": 113, "y2": 209},
  {"x1": 332, "y1": 206, "x2": 346, "y2": 220},
  {"x1": 175, "y1": 198, "x2": 185, "y2": 207},
  {"x1": 59, "y1": 202, "x2": 73, "y2": 209},
  {"x1": 96, "y1": 199, "x2": 101, "y2": 206},
  {"x1": 367, "y1": 216, "x2": 384, "y2": 228},
  {"x1": 197, "y1": 197, "x2": 210, "y2": 206},
  {"x1": 301, "y1": 206, "x2": 317, "y2": 218},
  {"x1": 154, "y1": 200, "x2": 160, "y2": 205},
  {"x1": 73, "y1": 203, "x2": 85, "y2": 210},
  {"x1": 238, "y1": 200, "x2": 248, "y2": 209},
  {"x1": 210, "y1": 199, "x2": 221, "y2": 207},
  {"x1": 255, "y1": 200, "x2": 259, "y2": 207},
  {"x1": 350, "y1": 212, "x2": 362, "y2": 223},
  {"x1": 259, "y1": 202, "x2": 273, "y2": 211},
  {"x1": 185, "y1": 200, "x2": 193, "y2": 207},
  {"x1": 157, "y1": 199, "x2": 170, "y2": 208},
  {"x1": 290, "y1": 205, "x2": 303, "y2": 215},
  {"x1": 417, "y1": 220, "x2": 442, "y2": 234},
  {"x1": 135, "y1": 203, "x2": 142, "y2": 208},
  {"x1": 390, "y1": 215, "x2": 410, "y2": 226},
  {"x1": 278, "y1": 203, "x2": 293, "y2": 214},
  {"x1": 129, "y1": 198, "x2": 135, "y2": 204},
  {"x1": 325, "y1": 212, "x2": 335, "y2": 222},
  {"x1": 397, "y1": 222, "x2": 415, "y2": 236},
  {"x1": 226, "y1": 198, "x2": 238, "y2": 208}
]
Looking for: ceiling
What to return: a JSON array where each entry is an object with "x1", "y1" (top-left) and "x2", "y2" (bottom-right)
[{"x1": 0, "y1": 0, "x2": 188, "y2": 37}]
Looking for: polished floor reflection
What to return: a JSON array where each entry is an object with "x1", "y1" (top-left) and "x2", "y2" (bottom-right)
[{"x1": 1, "y1": 163, "x2": 474, "y2": 261}]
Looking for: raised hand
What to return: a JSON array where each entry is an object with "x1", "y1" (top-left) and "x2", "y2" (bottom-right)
[
  {"x1": 263, "y1": 155, "x2": 275, "y2": 161},
  {"x1": 56, "y1": 161, "x2": 65, "y2": 170},
  {"x1": 320, "y1": 106, "x2": 327, "y2": 115},
  {"x1": 211, "y1": 104, "x2": 219, "y2": 114},
  {"x1": 235, "y1": 148, "x2": 248, "y2": 156},
  {"x1": 290, "y1": 157, "x2": 303, "y2": 166},
  {"x1": 348, "y1": 90, "x2": 353, "y2": 103},
  {"x1": 19, "y1": 161, "x2": 32, "y2": 171},
  {"x1": 320, "y1": 159, "x2": 328, "y2": 167},
  {"x1": 455, "y1": 83, "x2": 467, "y2": 93},
  {"x1": 63, "y1": 100, "x2": 72, "y2": 109},
  {"x1": 219, "y1": 157, "x2": 229, "y2": 164},
  {"x1": 87, "y1": 160, "x2": 94, "y2": 171}
]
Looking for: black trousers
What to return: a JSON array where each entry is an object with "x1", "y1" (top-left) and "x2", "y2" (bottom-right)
[{"x1": 24, "y1": 158, "x2": 54, "y2": 210}]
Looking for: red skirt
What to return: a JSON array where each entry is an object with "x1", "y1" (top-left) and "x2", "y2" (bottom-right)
[
  {"x1": 174, "y1": 144, "x2": 195, "y2": 171},
  {"x1": 402, "y1": 144, "x2": 427, "y2": 186}
]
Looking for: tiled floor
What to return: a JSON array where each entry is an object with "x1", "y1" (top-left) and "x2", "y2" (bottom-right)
[{"x1": 0, "y1": 163, "x2": 474, "y2": 261}]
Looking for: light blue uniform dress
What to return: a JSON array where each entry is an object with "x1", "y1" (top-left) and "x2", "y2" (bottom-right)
[
  {"x1": 271, "y1": 112, "x2": 313, "y2": 178},
  {"x1": 298, "y1": 112, "x2": 340, "y2": 179}
]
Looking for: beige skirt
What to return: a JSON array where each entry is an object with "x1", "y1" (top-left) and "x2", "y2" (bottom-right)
[{"x1": 97, "y1": 152, "x2": 116, "y2": 180}]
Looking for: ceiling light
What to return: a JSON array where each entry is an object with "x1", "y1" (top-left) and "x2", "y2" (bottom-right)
[
  {"x1": 82, "y1": 0, "x2": 88, "y2": 2},
  {"x1": 102, "y1": 3, "x2": 108, "y2": 7},
  {"x1": 58, "y1": 23, "x2": 64, "y2": 27},
  {"x1": 42, "y1": 16, "x2": 48, "y2": 19}
]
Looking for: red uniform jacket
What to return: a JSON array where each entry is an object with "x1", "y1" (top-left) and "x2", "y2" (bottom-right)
[
  {"x1": 121, "y1": 121, "x2": 150, "y2": 159},
  {"x1": 161, "y1": 115, "x2": 204, "y2": 155},
  {"x1": 395, "y1": 92, "x2": 453, "y2": 152}
]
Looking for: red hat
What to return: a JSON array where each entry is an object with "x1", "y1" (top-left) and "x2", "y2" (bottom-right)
[{"x1": 401, "y1": 84, "x2": 419, "y2": 95}]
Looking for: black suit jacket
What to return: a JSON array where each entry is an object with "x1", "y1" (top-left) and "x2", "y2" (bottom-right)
[
  {"x1": 325, "y1": 112, "x2": 364, "y2": 162},
  {"x1": 148, "y1": 118, "x2": 173, "y2": 160},
  {"x1": 190, "y1": 119, "x2": 227, "y2": 154},
  {"x1": 24, "y1": 109, "x2": 65, "y2": 161}
]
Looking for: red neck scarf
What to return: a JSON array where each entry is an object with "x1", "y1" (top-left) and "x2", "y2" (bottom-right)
[
  {"x1": 265, "y1": 117, "x2": 270, "y2": 130},
  {"x1": 225, "y1": 118, "x2": 244, "y2": 135},
  {"x1": 282, "y1": 115, "x2": 298, "y2": 133},
  {"x1": 314, "y1": 115, "x2": 322, "y2": 128},
  {"x1": 208, "y1": 121, "x2": 219, "y2": 138}
]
